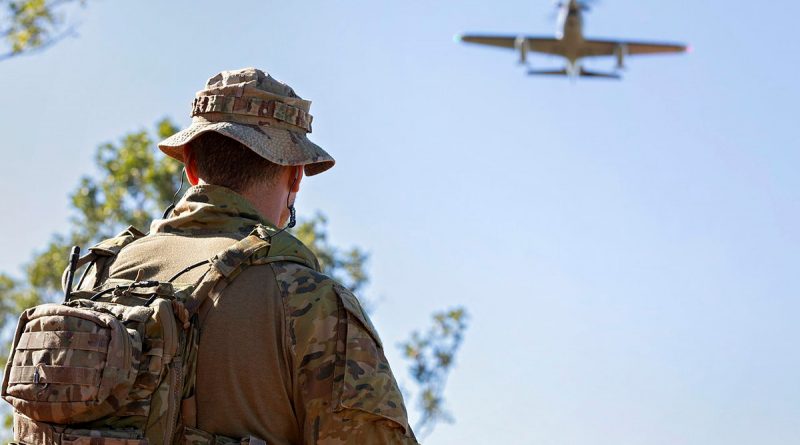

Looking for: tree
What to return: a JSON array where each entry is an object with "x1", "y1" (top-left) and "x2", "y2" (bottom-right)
[
  {"x1": 1, "y1": 0, "x2": 85, "y2": 60},
  {"x1": 401, "y1": 307, "x2": 468, "y2": 439},
  {"x1": 0, "y1": 119, "x2": 466, "y2": 438}
]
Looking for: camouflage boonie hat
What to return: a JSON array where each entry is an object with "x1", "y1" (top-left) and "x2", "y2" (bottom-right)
[{"x1": 158, "y1": 67, "x2": 334, "y2": 176}]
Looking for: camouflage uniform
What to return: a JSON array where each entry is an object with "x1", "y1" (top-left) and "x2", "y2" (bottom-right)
[
  {"x1": 133, "y1": 67, "x2": 415, "y2": 443},
  {"x1": 104, "y1": 184, "x2": 418, "y2": 445},
  {"x1": 1, "y1": 67, "x2": 416, "y2": 444}
]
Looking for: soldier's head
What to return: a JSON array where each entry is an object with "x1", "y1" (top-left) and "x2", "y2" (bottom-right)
[
  {"x1": 158, "y1": 68, "x2": 334, "y2": 226},
  {"x1": 181, "y1": 131, "x2": 304, "y2": 227}
]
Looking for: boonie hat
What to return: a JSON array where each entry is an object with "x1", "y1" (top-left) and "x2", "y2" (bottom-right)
[{"x1": 159, "y1": 67, "x2": 334, "y2": 176}]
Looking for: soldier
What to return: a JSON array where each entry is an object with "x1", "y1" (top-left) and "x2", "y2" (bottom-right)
[{"x1": 108, "y1": 68, "x2": 418, "y2": 444}]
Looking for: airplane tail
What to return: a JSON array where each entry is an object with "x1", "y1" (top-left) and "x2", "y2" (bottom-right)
[
  {"x1": 527, "y1": 69, "x2": 569, "y2": 76},
  {"x1": 527, "y1": 67, "x2": 621, "y2": 79},
  {"x1": 579, "y1": 68, "x2": 621, "y2": 79}
]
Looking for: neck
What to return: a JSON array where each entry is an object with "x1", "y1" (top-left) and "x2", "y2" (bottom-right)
[
  {"x1": 241, "y1": 187, "x2": 289, "y2": 228},
  {"x1": 196, "y1": 179, "x2": 290, "y2": 228}
]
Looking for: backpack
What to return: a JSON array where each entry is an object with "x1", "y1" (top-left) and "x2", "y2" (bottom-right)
[{"x1": 1, "y1": 224, "x2": 311, "y2": 445}]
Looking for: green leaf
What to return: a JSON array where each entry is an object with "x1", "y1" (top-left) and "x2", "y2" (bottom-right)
[
  {"x1": 2, "y1": 0, "x2": 85, "y2": 59},
  {"x1": 400, "y1": 306, "x2": 468, "y2": 438}
]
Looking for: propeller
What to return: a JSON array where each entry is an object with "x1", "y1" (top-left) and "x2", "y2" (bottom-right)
[
  {"x1": 548, "y1": 1, "x2": 563, "y2": 22},
  {"x1": 549, "y1": 0, "x2": 598, "y2": 21},
  {"x1": 579, "y1": 0, "x2": 600, "y2": 11}
]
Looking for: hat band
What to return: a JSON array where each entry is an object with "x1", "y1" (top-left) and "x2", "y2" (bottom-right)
[{"x1": 191, "y1": 95, "x2": 313, "y2": 132}]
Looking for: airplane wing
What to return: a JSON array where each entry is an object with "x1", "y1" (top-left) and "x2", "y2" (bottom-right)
[
  {"x1": 579, "y1": 39, "x2": 688, "y2": 58},
  {"x1": 458, "y1": 35, "x2": 563, "y2": 56}
]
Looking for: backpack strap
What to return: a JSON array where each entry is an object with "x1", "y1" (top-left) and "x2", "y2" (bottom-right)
[
  {"x1": 177, "y1": 225, "x2": 305, "y2": 434},
  {"x1": 60, "y1": 226, "x2": 146, "y2": 294},
  {"x1": 183, "y1": 224, "x2": 317, "y2": 317},
  {"x1": 182, "y1": 226, "x2": 267, "y2": 317},
  {"x1": 175, "y1": 232, "x2": 268, "y2": 393}
]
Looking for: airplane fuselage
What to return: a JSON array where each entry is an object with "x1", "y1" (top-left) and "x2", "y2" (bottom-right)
[
  {"x1": 556, "y1": 0, "x2": 585, "y2": 69},
  {"x1": 557, "y1": 2, "x2": 584, "y2": 43}
]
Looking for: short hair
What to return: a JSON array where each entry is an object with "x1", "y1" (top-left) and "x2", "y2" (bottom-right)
[{"x1": 187, "y1": 131, "x2": 286, "y2": 193}]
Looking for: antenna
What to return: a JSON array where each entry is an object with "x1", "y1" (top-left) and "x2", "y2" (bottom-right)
[{"x1": 63, "y1": 246, "x2": 81, "y2": 302}]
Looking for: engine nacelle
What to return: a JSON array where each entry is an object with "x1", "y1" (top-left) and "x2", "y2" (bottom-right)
[
  {"x1": 515, "y1": 35, "x2": 530, "y2": 65},
  {"x1": 615, "y1": 43, "x2": 628, "y2": 70}
]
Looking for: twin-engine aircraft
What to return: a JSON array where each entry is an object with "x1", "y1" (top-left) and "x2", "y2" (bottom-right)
[{"x1": 457, "y1": 0, "x2": 688, "y2": 79}]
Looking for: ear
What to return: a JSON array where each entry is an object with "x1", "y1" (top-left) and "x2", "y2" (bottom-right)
[
  {"x1": 184, "y1": 146, "x2": 200, "y2": 186},
  {"x1": 289, "y1": 166, "x2": 303, "y2": 193}
]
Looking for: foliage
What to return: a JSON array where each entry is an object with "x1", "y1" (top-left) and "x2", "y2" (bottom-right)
[
  {"x1": 401, "y1": 307, "x2": 468, "y2": 439},
  {"x1": 0, "y1": 119, "x2": 466, "y2": 438},
  {"x1": 293, "y1": 213, "x2": 369, "y2": 296},
  {"x1": 1, "y1": 0, "x2": 85, "y2": 60},
  {"x1": 0, "y1": 119, "x2": 183, "y2": 374}
]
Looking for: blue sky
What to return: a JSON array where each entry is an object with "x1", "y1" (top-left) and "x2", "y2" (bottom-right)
[{"x1": 1, "y1": 1, "x2": 798, "y2": 443}]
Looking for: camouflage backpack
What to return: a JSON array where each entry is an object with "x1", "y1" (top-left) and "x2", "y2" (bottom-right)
[{"x1": 1, "y1": 225, "x2": 312, "y2": 445}]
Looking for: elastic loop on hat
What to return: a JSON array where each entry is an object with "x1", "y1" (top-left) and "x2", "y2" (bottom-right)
[{"x1": 191, "y1": 95, "x2": 313, "y2": 132}]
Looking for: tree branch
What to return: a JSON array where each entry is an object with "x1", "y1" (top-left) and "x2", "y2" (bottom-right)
[
  {"x1": 0, "y1": 22, "x2": 76, "y2": 61},
  {"x1": 0, "y1": 0, "x2": 84, "y2": 60}
]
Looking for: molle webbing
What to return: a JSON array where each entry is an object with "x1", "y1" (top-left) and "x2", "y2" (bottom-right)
[
  {"x1": 32, "y1": 223, "x2": 311, "y2": 445},
  {"x1": 9, "y1": 366, "x2": 100, "y2": 387},
  {"x1": 17, "y1": 331, "x2": 110, "y2": 353},
  {"x1": 14, "y1": 414, "x2": 147, "y2": 444},
  {"x1": 191, "y1": 94, "x2": 313, "y2": 132}
]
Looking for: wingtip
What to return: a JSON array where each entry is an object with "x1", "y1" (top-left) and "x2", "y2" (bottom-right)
[
  {"x1": 453, "y1": 34, "x2": 464, "y2": 43},
  {"x1": 685, "y1": 44, "x2": 693, "y2": 53}
]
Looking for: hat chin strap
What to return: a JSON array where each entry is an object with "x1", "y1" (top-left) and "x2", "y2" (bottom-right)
[
  {"x1": 271, "y1": 172, "x2": 299, "y2": 237},
  {"x1": 285, "y1": 170, "x2": 300, "y2": 229},
  {"x1": 286, "y1": 205, "x2": 297, "y2": 229},
  {"x1": 162, "y1": 168, "x2": 187, "y2": 219},
  {"x1": 268, "y1": 200, "x2": 296, "y2": 239}
]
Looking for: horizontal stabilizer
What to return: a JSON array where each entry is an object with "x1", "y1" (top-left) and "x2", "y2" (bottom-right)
[
  {"x1": 579, "y1": 69, "x2": 621, "y2": 79},
  {"x1": 527, "y1": 69, "x2": 569, "y2": 76},
  {"x1": 527, "y1": 68, "x2": 621, "y2": 79}
]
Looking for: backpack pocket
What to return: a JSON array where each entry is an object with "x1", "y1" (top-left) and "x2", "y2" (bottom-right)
[
  {"x1": 2, "y1": 303, "x2": 144, "y2": 424},
  {"x1": 12, "y1": 412, "x2": 148, "y2": 445}
]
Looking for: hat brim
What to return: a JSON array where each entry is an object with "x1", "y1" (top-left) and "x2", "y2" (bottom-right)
[{"x1": 158, "y1": 120, "x2": 334, "y2": 176}]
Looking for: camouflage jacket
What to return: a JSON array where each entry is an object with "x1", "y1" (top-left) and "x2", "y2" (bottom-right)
[{"x1": 106, "y1": 185, "x2": 418, "y2": 445}]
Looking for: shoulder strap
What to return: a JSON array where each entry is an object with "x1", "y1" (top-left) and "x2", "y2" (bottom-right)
[
  {"x1": 61, "y1": 226, "x2": 146, "y2": 294},
  {"x1": 176, "y1": 224, "x2": 320, "y2": 437},
  {"x1": 183, "y1": 225, "x2": 314, "y2": 317},
  {"x1": 88, "y1": 226, "x2": 147, "y2": 257},
  {"x1": 248, "y1": 225, "x2": 320, "y2": 271}
]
